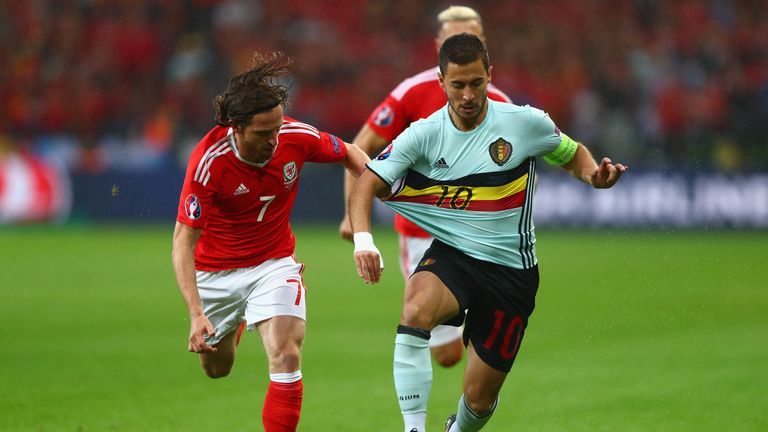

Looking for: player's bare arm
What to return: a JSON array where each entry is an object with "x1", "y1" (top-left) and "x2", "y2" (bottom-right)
[
  {"x1": 341, "y1": 142, "x2": 371, "y2": 178},
  {"x1": 171, "y1": 221, "x2": 217, "y2": 353},
  {"x1": 340, "y1": 125, "x2": 390, "y2": 241},
  {"x1": 562, "y1": 143, "x2": 628, "y2": 189},
  {"x1": 348, "y1": 169, "x2": 391, "y2": 284}
]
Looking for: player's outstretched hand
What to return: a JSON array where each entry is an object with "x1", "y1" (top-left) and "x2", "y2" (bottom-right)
[
  {"x1": 189, "y1": 315, "x2": 217, "y2": 353},
  {"x1": 590, "y1": 157, "x2": 628, "y2": 189},
  {"x1": 339, "y1": 214, "x2": 353, "y2": 242},
  {"x1": 353, "y1": 232, "x2": 384, "y2": 284}
]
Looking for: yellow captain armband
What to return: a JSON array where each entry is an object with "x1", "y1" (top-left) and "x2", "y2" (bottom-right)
[{"x1": 543, "y1": 133, "x2": 579, "y2": 166}]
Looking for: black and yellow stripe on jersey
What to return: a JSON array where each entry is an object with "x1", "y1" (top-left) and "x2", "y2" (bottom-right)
[{"x1": 387, "y1": 158, "x2": 532, "y2": 212}]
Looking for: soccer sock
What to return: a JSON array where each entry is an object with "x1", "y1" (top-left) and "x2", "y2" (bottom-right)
[
  {"x1": 393, "y1": 325, "x2": 432, "y2": 432},
  {"x1": 262, "y1": 371, "x2": 303, "y2": 432},
  {"x1": 449, "y1": 393, "x2": 498, "y2": 432},
  {"x1": 235, "y1": 321, "x2": 246, "y2": 346}
]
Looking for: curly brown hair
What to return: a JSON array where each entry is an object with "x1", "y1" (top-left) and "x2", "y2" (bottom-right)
[{"x1": 214, "y1": 52, "x2": 292, "y2": 128}]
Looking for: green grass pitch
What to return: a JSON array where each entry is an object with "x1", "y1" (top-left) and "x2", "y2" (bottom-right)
[{"x1": 1, "y1": 225, "x2": 766, "y2": 431}]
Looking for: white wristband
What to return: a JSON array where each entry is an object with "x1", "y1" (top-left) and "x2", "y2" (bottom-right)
[
  {"x1": 353, "y1": 232, "x2": 376, "y2": 252},
  {"x1": 353, "y1": 232, "x2": 384, "y2": 268}
]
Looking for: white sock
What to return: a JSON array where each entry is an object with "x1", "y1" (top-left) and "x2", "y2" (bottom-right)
[
  {"x1": 393, "y1": 328, "x2": 432, "y2": 432},
  {"x1": 269, "y1": 370, "x2": 302, "y2": 383},
  {"x1": 403, "y1": 412, "x2": 427, "y2": 432},
  {"x1": 452, "y1": 393, "x2": 497, "y2": 432}
]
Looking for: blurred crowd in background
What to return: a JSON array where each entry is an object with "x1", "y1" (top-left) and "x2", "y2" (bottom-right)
[{"x1": 2, "y1": 0, "x2": 768, "y2": 174}]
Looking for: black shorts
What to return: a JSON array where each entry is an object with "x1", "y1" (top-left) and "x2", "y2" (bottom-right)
[{"x1": 413, "y1": 240, "x2": 539, "y2": 372}]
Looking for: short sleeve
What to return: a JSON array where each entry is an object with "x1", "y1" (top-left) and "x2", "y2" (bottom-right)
[
  {"x1": 366, "y1": 95, "x2": 410, "y2": 142},
  {"x1": 177, "y1": 150, "x2": 218, "y2": 229},
  {"x1": 366, "y1": 125, "x2": 420, "y2": 186},
  {"x1": 526, "y1": 107, "x2": 568, "y2": 160},
  {"x1": 306, "y1": 131, "x2": 348, "y2": 163}
]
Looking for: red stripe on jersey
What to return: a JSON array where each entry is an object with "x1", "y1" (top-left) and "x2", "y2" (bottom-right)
[{"x1": 390, "y1": 190, "x2": 526, "y2": 211}]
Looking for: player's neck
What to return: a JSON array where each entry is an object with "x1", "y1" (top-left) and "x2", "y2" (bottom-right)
[
  {"x1": 234, "y1": 139, "x2": 272, "y2": 166},
  {"x1": 449, "y1": 101, "x2": 488, "y2": 132}
]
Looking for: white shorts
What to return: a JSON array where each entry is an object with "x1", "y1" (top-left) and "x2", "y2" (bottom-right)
[
  {"x1": 196, "y1": 256, "x2": 306, "y2": 345},
  {"x1": 399, "y1": 235, "x2": 463, "y2": 348}
]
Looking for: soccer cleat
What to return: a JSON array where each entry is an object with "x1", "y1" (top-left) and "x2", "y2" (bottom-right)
[{"x1": 444, "y1": 414, "x2": 457, "y2": 432}]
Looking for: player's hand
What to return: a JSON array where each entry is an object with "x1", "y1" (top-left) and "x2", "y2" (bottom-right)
[
  {"x1": 339, "y1": 214, "x2": 353, "y2": 242},
  {"x1": 590, "y1": 157, "x2": 628, "y2": 189},
  {"x1": 188, "y1": 314, "x2": 217, "y2": 353},
  {"x1": 353, "y1": 232, "x2": 384, "y2": 284}
]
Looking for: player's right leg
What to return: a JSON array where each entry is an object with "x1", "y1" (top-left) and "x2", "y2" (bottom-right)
[
  {"x1": 400, "y1": 235, "x2": 464, "y2": 368},
  {"x1": 195, "y1": 268, "x2": 255, "y2": 379},
  {"x1": 395, "y1": 270, "x2": 462, "y2": 432},
  {"x1": 198, "y1": 328, "x2": 238, "y2": 378},
  {"x1": 197, "y1": 320, "x2": 246, "y2": 377}
]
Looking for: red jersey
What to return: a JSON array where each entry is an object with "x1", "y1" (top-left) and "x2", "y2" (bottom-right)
[
  {"x1": 365, "y1": 66, "x2": 512, "y2": 237},
  {"x1": 177, "y1": 117, "x2": 347, "y2": 271}
]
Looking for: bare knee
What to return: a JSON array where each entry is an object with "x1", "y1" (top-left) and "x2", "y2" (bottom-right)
[
  {"x1": 203, "y1": 363, "x2": 233, "y2": 379},
  {"x1": 463, "y1": 385, "x2": 499, "y2": 416},
  {"x1": 199, "y1": 347, "x2": 235, "y2": 379},
  {"x1": 400, "y1": 302, "x2": 435, "y2": 330},
  {"x1": 268, "y1": 348, "x2": 301, "y2": 373}
]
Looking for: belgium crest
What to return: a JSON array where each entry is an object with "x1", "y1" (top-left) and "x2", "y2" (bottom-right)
[{"x1": 489, "y1": 138, "x2": 513, "y2": 166}]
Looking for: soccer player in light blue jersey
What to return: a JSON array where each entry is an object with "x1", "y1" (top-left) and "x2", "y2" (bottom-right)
[{"x1": 349, "y1": 34, "x2": 627, "y2": 432}]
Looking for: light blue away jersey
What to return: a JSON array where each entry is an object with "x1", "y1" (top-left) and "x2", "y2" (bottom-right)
[{"x1": 367, "y1": 100, "x2": 570, "y2": 269}]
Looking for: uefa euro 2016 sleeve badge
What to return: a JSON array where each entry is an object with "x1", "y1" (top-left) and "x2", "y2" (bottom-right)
[
  {"x1": 184, "y1": 194, "x2": 201, "y2": 220},
  {"x1": 373, "y1": 104, "x2": 394, "y2": 128},
  {"x1": 489, "y1": 138, "x2": 513, "y2": 166}
]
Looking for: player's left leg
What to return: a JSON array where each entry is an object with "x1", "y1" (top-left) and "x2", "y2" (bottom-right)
[
  {"x1": 245, "y1": 256, "x2": 308, "y2": 432},
  {"x1": 257, "y1": 315, "x2": 306, "y2": 432},
  {"x1": 446, "y1": 262, "x2": 539, "y2": 431},
  {"x1": 445, "y1": 341, "x2": 507, "y2": 432}
]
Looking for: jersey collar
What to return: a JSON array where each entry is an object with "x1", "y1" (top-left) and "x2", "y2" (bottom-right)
[{"x1": 227, "y1": 127, "x2": 278, "y2": 168}]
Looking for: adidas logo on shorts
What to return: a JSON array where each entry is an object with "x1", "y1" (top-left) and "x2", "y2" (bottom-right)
[{"x1": 433, "y1": 157, "x2": 449, "y2": 168}]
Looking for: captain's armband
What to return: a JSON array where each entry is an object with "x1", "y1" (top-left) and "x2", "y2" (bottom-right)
[{"x1": 543, "y1": 133, "x2": 579, "y2": 166}]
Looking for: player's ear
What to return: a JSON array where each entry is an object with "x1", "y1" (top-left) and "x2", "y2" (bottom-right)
[
  {"x1": 438, "y1": 72, "x2": 446, "y2": 92},
  {"x1": 488, "y1": 65, "x2": 493, "y2": 83}
]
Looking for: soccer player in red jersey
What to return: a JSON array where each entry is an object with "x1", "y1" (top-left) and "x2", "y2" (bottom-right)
[
  {"x1": 172, "y1": 52, "x2": 369, "y2": 432},
  {"x1": 340, "y1": 6, "x2": 511, "y2": 368}
]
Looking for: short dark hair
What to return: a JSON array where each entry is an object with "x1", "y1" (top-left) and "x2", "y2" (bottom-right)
[
  {"x1": 214, "y1": 52, "x2": 291, "y2": 128},
  {"x1": 438, "y1": 33, "x2": 490, "y2": 75}
]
